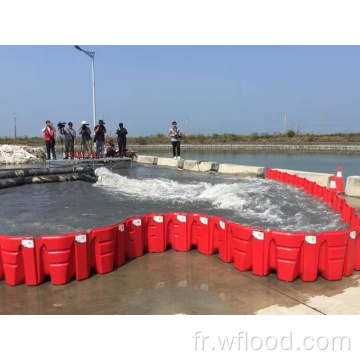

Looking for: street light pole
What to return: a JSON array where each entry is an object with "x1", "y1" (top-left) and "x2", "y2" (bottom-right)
[{"x1": 74, "y1": 46, "x2": 97, "y2": 129}]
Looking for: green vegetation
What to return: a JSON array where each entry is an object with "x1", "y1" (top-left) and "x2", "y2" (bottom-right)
[{"x1": 2, "y1": 132, "x2": 360, "y2": 147}]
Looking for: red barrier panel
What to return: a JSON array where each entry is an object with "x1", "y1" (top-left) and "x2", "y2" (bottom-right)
[
  {"x1": 272, "y1": 170, "x2": 279, "y2": 181},
  {"x1": 144, "y1": 214, "x2": 166, "y2": 253},
  {"x1": 230, "y1": 223, "x2": 262, "y2": 272},
  {"x1": 301, "y1": 235, "x2": 320, "y2": 282},
  {"x1": 116, "y1": 223, "x2": 126, "y2": 267},
  {"x1": 165, "y1": 213, "x2": 189, "y2": 251},
  {"x1": 354, "y1": 218, "x2": 360, "y2": 270},
  {"x1": 343, "y1": 230, "x2": 357, "y2": 276},
  {"x1": 323, "y1": 188, "x2": 332, "y2": 205},
  {"x1": 335, "y1": 197, "x2": 344, "y2": 214},
  {"x1": 318, "y1": 230, "x2": 350, "y2": 280},
  {"x1": 0, "y1": 236, "x2": 38, "y2": 286},
  {"x1": 125, "y1": 217, "x2": 144, "y2": 259},
  {"x1": 350, "y1": 209, "x2": 358, "y2": 229},
  {"x1": 341, "y1": 203, "x2": 352, "y2": 224},
  {"x1": 266, "y1": 168, "x2": 272, "y2": 179},
  {"x1": 209, "y1": 217, "x2": 229, "y2": 261},
  {"x1": 266, "y1": 231, "x2": 306, "y2": 282},
  {"x1": 36, "y1": 232, "x2": 88, "y2": 285},
  {"x1": 0, "y1": 238, "x2": 4, "y2": 281},
  {"x1": 88, "y1": 224, "x2": 119, "y2": 274},
  {"x1": 278, "y1": 172, "x2": 286, "y2": 183},
  {"x1": 188, "y1": 213, "x2": 212, "y2": 255},
  {"x1": 330, "y1": 193, "x2": 340, "y2": 213}
]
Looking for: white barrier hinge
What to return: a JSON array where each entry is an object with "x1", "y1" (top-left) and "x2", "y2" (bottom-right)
[
  {"x1": 200, "y1": 216, "x2": 208, "y2": 225},
  {"x1": 252, "y1": 231, "x2": 264, "y2": 240},
  {"x1": 305, "y1": 235, "x2": 317, "y2": 245},
  {"x1": 219, "y1": 220, "x2": 226, "y2": 230},
  {"x1": 153, "y1": 216, "x2": 163, "y2": 223},
  {"x1": 177, "y1": 215, "x2": 187, "y2": 223},
  {"x1": 22, "y1": 239, "x2": 34, "y2": 248},
  {"x1": 133, "y1": 219, "x2": 142, "y2": 226},
  {"x1": 118, "y1": 224, "x2": 125, "y2": 232},
  {"x1": 350, "y1": 231, "x2": 356, "y2": 240},
  {"x1": 75, "y1": 234, "x2": 87, "y2": 244}
]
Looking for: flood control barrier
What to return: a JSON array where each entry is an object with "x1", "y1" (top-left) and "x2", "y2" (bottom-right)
[{"x1": 1, "y1": 168, "x2": 360, "y2": 285}]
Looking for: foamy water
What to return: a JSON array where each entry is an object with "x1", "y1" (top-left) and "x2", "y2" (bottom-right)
[
  {"x1": 94, "y1": 167, "x2": 347, "y2": 233},
  {"x1": 0, "y1": 164, "x2": 348, "y2": 236}
]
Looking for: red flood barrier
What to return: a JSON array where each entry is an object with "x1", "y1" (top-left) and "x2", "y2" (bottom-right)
[
  {"x1": 1, "y1": 166, "x2": 359, "y2": 286},
  {"x1": 318, "y1": 230, "x2": 350, "y2": 281},
  {"x1": 267, "y1": 231, "x2": 310, "y2": 282},
  {"x1": 144, "y1": 214, "x2": 166, "y2": 253},
  {"x1": 88, "y1": 224, "x2": 120, "y2": 274},
  {"x1": 165, "y1": 213, "x2": 189, "y2": 251},
  {"x1": 210, "y1": 217, "x2": 232, "y2": 262},
  {"x1": 125, "y1": 217, "x2": 144, "y2": 259},
  {"x1": 0, "y1": 236, "x2": 38, "y2": 286},
  {"x1": 36, "y1": 232, "x2": 89, "y2": 285},
  {"x1": 343, "y1": 230, "x2": 357, "y2": 276},
  {"x1": 116, "y1": 223, "x2": 126, "y2": 267},
  {"x1": 230, "y1": 223, "x2": 262, "y2": 273},
  {"x1": 187, "y1": 213, "x2": 211, "y2": 255},
  {"x1": 0, "y1": 239, "x2": 4, "y2": 281}
]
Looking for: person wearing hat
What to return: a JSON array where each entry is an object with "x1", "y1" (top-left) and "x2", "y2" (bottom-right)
[
  {"x1": 60, "y1": 122, "x2": 77, "y2": 159},
  {"x1": 116, "y1": 122, "x2": 128, "y2": 158},
  {"x1": 94, "y1": 119, "x2": 107, "y2": 158},
  {"x1": 41, "y1": 120, "x2": 56, "y2": 160},
  {"x1": 79, "y1": 121, "x2": 93, "y2": 158},
  {"x1": 168, "y1": 121, "x2": 182, "y2": 159}
]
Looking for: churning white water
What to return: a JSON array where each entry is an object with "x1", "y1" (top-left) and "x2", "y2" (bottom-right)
[{"x1": 94, "y1": 167, "x2": 347, "y2": 233}]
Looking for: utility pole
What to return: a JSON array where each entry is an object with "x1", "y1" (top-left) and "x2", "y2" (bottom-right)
[
  {"x1": 320, "y1": 116, "x2": 324, "y2": 134},
  {"x1": 14, "y1": 116, "x2": 17, "y2": 139},
  {"x1": 283, "y1": 110, "x2": 287, "y2": 134}
]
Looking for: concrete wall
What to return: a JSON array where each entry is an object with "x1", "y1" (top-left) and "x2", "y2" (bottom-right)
[
  {"x1": 134, "y1": 155, "x2": 158, "y2": 165},
  {"x1": 218, "y1": 164, "x2": 265, "y2": 178},
  {"x1": 156, "y1": 157, "x2": 184, "y2": 168},
  {"x1": 183, "y1": 160, "x2": 219, "y2": 172},
  {"x1": 274, "y1": 169, "x2": 332, "y2": 187},
  {"x1": 345, "y1": 176, "x2": 360, "y2": 197}
]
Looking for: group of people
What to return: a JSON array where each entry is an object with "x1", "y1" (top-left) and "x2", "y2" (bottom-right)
[
  {"x1": 42, "y1": 120, "x2": 128, "y2": 160},
  {"x1": 42, "y1": 119, "x2": 183, "y2": 161}
]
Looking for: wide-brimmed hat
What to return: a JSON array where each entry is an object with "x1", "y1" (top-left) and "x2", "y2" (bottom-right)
[{"x1": 81, "y1": 121, "x2": 87, "y2": 125}]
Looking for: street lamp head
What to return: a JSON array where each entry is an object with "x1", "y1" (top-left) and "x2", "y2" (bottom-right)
[{"x1": 74, "y1": 45, "x2": 82, "y2": 51}]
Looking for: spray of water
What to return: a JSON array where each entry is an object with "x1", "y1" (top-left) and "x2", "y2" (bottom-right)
[{"x1": 94, "y1": 168, "x2": 346, "y2": 232}]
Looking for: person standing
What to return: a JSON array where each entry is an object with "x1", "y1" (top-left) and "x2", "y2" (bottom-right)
[
  {"x1": 116, "y1": 122, "x2": 128, "y2": 158},
  {"x1": 168, "y1": 121, "x2": 182, "y2": 159},
  {"x1": 94, "y1": 119, "x2": 107, "y2": 158},
  {"x1": 79, "y1": 121, "x2": 93, "y2": 158},
  {"x1": 42, "y1": 120, "x2": 56, "y2": 160},
  {"x1": 60, "y1": 122, "x2": 76, "y2": 159}
]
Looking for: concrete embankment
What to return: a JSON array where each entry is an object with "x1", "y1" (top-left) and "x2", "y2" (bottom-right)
[
  {"x1": 134, "y1": 155, "x2": 360, "y2": 197},
  {"x1": 135, "y1": 156, "x2": 264, "y2": 178}
]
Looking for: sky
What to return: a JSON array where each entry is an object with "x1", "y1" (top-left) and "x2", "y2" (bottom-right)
[{"x1": 1, "y1": 2, "x2": 360, "y2": 138}]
